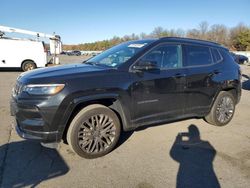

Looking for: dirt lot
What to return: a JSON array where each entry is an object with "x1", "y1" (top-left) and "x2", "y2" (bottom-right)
[{"x1": 0, "y1": 56, "x2": 250, "y2": 188}]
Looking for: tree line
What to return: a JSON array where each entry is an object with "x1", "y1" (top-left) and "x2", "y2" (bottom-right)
[{"x1": 63, "y1": 22, "x2": 250, "y2": 51}]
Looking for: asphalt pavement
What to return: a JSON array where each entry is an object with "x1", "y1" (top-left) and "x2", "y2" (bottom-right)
[{"x1": 0, "y1": 56, "x2": 250, "y2": 188}]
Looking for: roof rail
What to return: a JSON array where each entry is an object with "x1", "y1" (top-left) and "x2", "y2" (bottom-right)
[{"x1": 160, "y1": 37, "x2": 221, "y2": 46}]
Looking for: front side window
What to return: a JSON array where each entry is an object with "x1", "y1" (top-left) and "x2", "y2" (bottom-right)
[
  {"x1": 138, "y1": 44, "x2": 182, "y2": 69},
  {"x1": 185, "y1": 45, "x2": 212, "y2": 66},
  {"x1": 86, "y1": 40, "x2": 156, "y2": 67}
]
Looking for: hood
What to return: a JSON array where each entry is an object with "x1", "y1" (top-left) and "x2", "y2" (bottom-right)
[{"x1": 18, "y1": 63, "x2": 110, "y2": 83}]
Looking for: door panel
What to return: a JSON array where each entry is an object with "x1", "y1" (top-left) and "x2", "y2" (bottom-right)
[
  {"x1": 131, "y1": 69, "x2": 187, "y2": 124},
  {"x1": 130, "y1": 43, "x2": 187, "y2": 124},
  {"x1": 183, "y1": 44, "x2": 220, "y2": 116},
  {"x1": 185, "y1": 65, "x2": 219, "y2": 115}
]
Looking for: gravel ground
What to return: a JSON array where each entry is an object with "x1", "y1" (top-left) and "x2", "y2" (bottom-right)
[{"x1": 0, "y1": 56, "x2": 250, "y2": 188}]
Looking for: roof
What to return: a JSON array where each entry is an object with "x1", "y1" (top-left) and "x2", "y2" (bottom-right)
[{"x1": 159, "y1": 37, "x2": 225, "y2": 48}]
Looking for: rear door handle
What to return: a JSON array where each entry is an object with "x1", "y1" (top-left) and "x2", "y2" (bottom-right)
[
  {"x1": 174, "y1": 73, "x2": 186, "y2": 78},
  {"x1": 209, "y1": 70, "x2": 221, "y2": 76},
  {"x1": 213, "y1": 70, "x2": 221, "y2": 74}
]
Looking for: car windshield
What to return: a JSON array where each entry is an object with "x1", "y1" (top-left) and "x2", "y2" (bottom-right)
[{"x1": 85, "y1": 40, "x2": 155, "y2": 67}]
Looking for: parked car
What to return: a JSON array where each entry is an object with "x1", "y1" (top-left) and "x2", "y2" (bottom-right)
[
  {"x1": 230, "y1": 52, "x2": 249, "y2": 64},
  {"x1": 0, "y1": 38, "x2": 47, "y2": 71},
  {"x1": 11, "y1": 37, "x2": 241, "y2": 158},
  {"x1": 60, "y1": 51, "x2": 67, "y2": 55},
  {"x1": 67, "y1": 50, "x2": 81, "y2": 56}
]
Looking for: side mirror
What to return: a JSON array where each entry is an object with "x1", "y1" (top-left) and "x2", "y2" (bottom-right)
[{"x1": 133, "y1": 60, "x2": 159, "y2": 71}]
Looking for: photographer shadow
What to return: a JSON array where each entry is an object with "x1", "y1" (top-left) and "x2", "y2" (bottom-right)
[{"x1": 170, "y1": 125, "x2": 220, "y2": 188}]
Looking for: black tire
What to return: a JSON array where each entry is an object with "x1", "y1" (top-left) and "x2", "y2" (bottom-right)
[
  {"x1": 67, "y1": 104, "x2": 121, "y2": 158},
  {"x1": 22, "y1": 61, "x2": 36, "y2": 71},
  {"x1": 204, "y1": 91, "x2": 235, "y2": 126}
]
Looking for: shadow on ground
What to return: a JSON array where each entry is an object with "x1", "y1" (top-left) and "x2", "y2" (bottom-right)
[
  {"x1": 0, "y1": 68, "x2": 22, "y2": 72},
  {"x1": 170, "y1": 124, "x2": 220, "y2": 188},
  {"x1": 111, "y1": 130, "x2": 134, "y2": 152},
  {"x1": 0, "y1": 141, "x2": 69, "y2": 188},
  {"x1": 242, "y1": 74, "x2": 250, "y2": 90}
]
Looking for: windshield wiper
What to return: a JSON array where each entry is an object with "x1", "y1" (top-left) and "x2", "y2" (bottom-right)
[
  {"x1": 84, "y1": 61, "x2": 112, "y2": 68},
  {"x1": 84, "y1": 61, "x2": 98, "y2": 65}
]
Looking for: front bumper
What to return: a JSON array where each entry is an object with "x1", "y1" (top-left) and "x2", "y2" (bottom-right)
[
  {"x1": 10, "y1": 96, "x2": 62, "y2": 143},
  {"x1": 15, "y1": 121, "x2": 60, "y2": 143}
]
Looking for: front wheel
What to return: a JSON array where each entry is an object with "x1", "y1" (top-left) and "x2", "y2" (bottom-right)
[
  {"x1": 22, "y1": 61, "x2": 36, "y2": 71},
  {"x1": 67, "y1": 104, "x2": 121, "y2": 158},
  {"x1": 204, "y1": 91, "x2": 236, "y2": 126}
]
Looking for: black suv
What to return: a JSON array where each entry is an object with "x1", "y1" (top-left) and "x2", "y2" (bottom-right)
[{"x1": 10, "y1": 37, "x2": 241, "y2": 158}]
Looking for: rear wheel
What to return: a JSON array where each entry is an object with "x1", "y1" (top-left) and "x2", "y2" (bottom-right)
[
  {"x1": 205, "y1": 91, "x2": 235, "y2": 126},
  {"x1": 22, "y1": 60, "x2": 36, "y2": 71},
  {"x1": 67, "y1": 104, "x2": 121, "y2": 158}
]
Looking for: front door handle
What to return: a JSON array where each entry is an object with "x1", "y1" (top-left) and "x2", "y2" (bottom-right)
[{"x1": 2, "y1": 60, "x2": 5, "y2": 64}]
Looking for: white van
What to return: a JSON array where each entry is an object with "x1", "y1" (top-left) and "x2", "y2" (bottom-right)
[{"x1": 0, "y1": 38, "x2": 47, "y2": 71}]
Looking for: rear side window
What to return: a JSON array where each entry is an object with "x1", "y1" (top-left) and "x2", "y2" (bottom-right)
[
  {"x1": 185, "y1": 45, "x2": 212, "y2": 66},
  {"x1": 211, "y1": 48, "x2": 223, "y2": 63}
]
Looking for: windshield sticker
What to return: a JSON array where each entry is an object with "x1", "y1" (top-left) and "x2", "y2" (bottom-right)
[{"x1": 128, "y1": 43, "x2": 147, "y2": 48}]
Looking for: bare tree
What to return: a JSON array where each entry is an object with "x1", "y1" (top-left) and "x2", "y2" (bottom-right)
[
  {"x1": 187, "y1": 29, "x2": 201, "y2": 39},
  {"x1": 139, "y1": 32, "x2": 147, "y2": 39},
  {"x1": 63, "y1": 22, "x2": 250, "y2": 51},
  {"x1": 199, "y1": 21, "x2": 209, "y2": 39},
  {"x1": 151, "y1": 26, "x2": 169, "y2": 38},
  {"x1": 175, "y1": 29, "x2": 185, "y2": 37},
  {"x1": 208, "y1": 24, "x2": 228, "y2": 46}
]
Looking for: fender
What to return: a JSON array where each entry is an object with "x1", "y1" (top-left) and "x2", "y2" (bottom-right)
[
  {"x1": 57, "y1": 93, "x2": 132, "y2": 140},
  {"x1": 209, "y1": 79, "x2": 240, "y2": 114},
  {"x1": 73, "y1": 93, "x2": 119, "y2": 105},
  {"x1": 109, "y1": 99, "x2": 132, "y2": 131}
]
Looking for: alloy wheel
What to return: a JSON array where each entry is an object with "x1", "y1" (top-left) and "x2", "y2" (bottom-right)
[
  {"x1": 77, "y1": 114, "x2": 116, "y2": 153},
  {"x1": 215, "y1": 96, "x2": 234, "y2": 123}
]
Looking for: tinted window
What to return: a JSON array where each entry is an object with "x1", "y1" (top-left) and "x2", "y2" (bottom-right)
[
  {"x1": 185, "y1": 45, "x2": 212, "y2": 66},
  {"x1": 212, "y1": 48, "x2": 223, "y2": 63},
  {"x1": 87, "y1": 40, "x2": 155, "y2": 67},
  {"x1": 139, "y1": 44, "x2": 182, "y2": 69}
]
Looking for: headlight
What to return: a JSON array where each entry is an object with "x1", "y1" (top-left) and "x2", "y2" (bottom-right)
[{"x1": 23, "y1": 84, "x2": 65, "y2": 95}]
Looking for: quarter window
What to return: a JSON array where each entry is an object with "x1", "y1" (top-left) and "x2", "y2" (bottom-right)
[
  {"x1": 211, "y1": 48, "x2": 223, "y2": 63},
  {"x1": 185, "y1": 45, "x2": 212, "y2": 66},
  {"x1": 139, "y1": 44, "x2": 182, "y2": 69}
]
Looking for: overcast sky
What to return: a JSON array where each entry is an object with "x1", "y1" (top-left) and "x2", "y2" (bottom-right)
[{"x1": 1, "y1": 0, "x2": 250, "y2": 44}]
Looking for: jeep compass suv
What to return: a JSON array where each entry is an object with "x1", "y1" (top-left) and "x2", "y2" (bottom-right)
[{"x1": 10, "y1": 37, "x2": 241, "y2": 158}]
